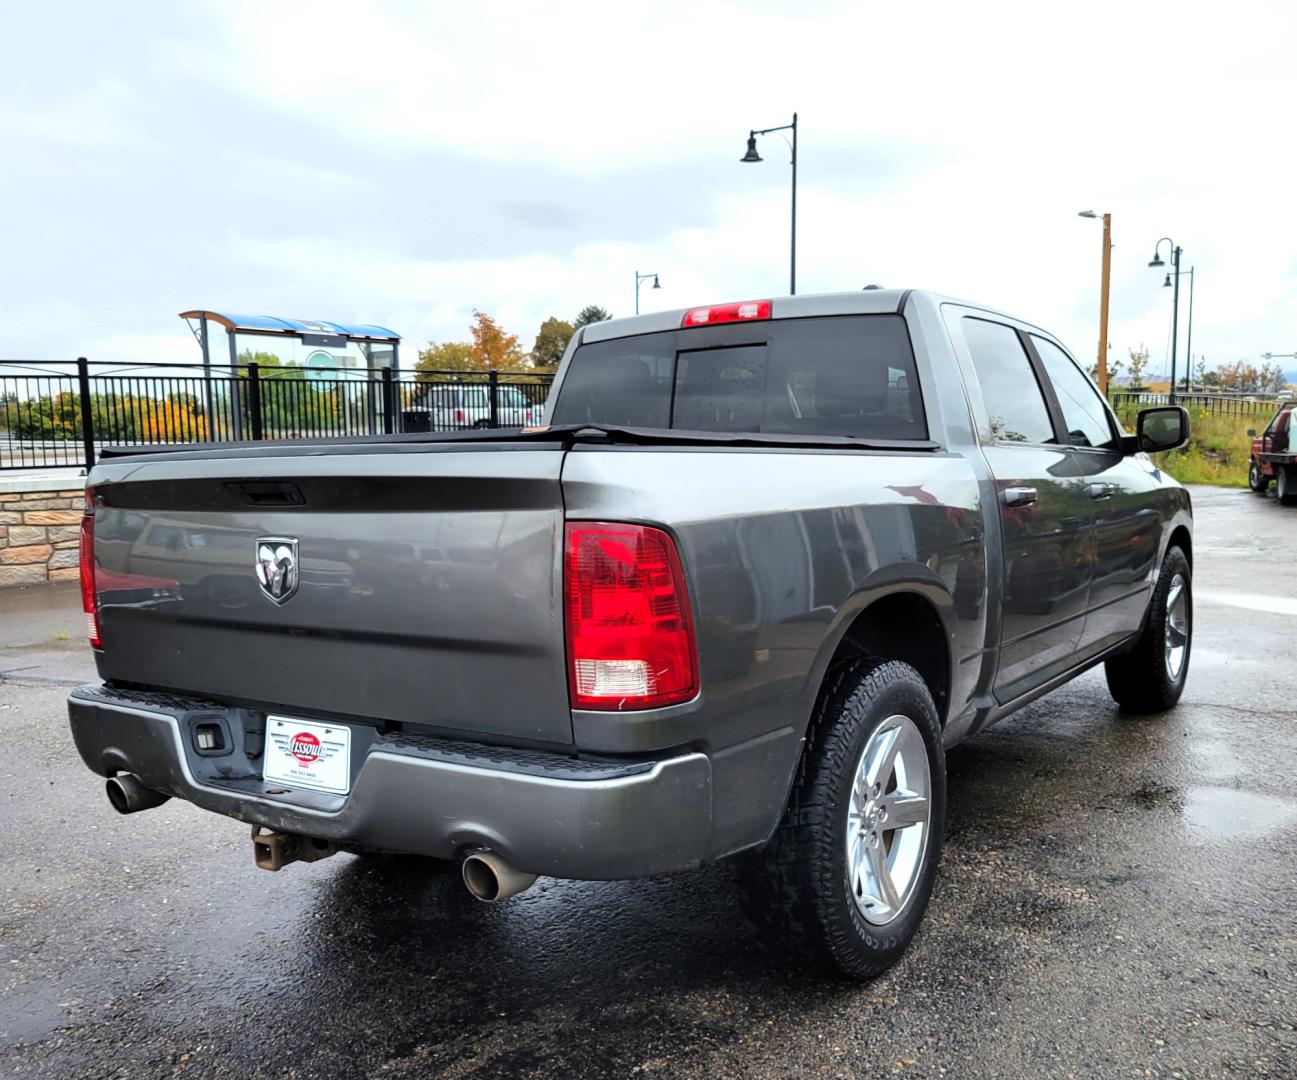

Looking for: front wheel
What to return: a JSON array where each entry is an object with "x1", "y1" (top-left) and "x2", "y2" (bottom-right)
[
  {"x1": 1105, "y1": 546, "x2": 1191, "y2": 712},
  {"x1": 739, "y1": 659, "x2": 945, "y2": 979},
  {"x1": 1279, "y1": 467, "x2": 1297, "y2": 506},
  {"x1": 1248, "y1": 459, "x2": 1270, "y2": 494}
]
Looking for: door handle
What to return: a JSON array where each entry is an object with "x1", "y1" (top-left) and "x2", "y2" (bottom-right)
[
  {"x1": 1085, "y1": 482, "x2": 1114, "y2": 500},
  {"x1": 1002, "y1": 486, "x2": 1038, "y2": 507}
]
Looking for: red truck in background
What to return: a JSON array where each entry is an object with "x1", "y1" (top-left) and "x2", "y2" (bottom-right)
[{"x1": 1249, "y1": 403, "x2": 1297, "y2": 503}]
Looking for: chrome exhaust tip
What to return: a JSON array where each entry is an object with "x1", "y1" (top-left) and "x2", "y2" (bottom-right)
[
  {"x1": 105, "y1": 773, "x2": 170, "y2": 815},
  {"x1": 461, "y1": 850, "x2": 537, "y2": 902}
]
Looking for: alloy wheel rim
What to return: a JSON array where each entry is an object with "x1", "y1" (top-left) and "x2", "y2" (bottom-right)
[
  {"x1": 845, "y1": 714, "x2": 931, "y2": 926},
  {"x1": 1164, "y1": 573, "x2": 1189, "y2": 682}
]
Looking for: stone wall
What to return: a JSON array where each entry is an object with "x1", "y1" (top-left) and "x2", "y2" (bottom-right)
[{"x1": 0, "y1": 486, "x2": 85, "y2": 587}]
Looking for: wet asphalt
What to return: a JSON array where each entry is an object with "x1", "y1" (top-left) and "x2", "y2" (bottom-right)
[{"x1": 1, "y1": 484, "x2": 1294, "y2": 1079}]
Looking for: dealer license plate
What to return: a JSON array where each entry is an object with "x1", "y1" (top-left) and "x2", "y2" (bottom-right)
[{"x1": 262, "y1": 716, "x2": 352, "y2": 795}]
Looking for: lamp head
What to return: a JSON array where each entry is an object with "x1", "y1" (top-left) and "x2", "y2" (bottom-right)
[
  {"x1": 652, "y1": 275, "x2": 660, "y2": 290},
  {"x1": 1078, "y1": 210, "x2": 1098, "y2": 219},
  {"x1": 1164, "y1": 273, "x2": 1172, "y2": 287},
  {"x1": 741, "y1": 135, "x2": 763, "y2": 163},
  {"x1": 1149, "y1": 252, "x2": 1165, "y2": 268}
]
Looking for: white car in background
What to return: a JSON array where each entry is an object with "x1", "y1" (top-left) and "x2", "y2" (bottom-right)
[{"x1": 426, "y1": 386, "x2": 545, "y2": 429}]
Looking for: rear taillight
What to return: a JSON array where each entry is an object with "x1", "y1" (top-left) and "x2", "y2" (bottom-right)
[
  {"x1": 455, "y1": 408, "x2": 466, "y2": 425},
  {"x1": 681, "y1": 300, "x2": 771, "y2": 327},
  {"x1": 565, "y1": 523, "x2": 698, "y2": 710},
  {"x1": 79, "y1": 505, "x2": 101, "y2": 649}
]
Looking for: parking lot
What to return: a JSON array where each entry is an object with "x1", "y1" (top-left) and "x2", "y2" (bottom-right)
[{"x1": 1, "y1": 483, "x2": 1294, "y2": 1078}]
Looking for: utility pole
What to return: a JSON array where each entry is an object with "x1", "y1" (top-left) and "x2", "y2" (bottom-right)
[
  {"x1": 1098, "y1": 213, "x2": 1112, "y2": 395},
  {"x1": 1078, "y1": 210, "x2": 1113, "y2": 394}
]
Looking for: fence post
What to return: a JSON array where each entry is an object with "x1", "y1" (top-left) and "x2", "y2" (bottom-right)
[
  {"x1": 381, "y1": 368, "x2": 396, "y2": 435},
  {"x1": 488, "y1": 370, "x2": 500, "y2": 428},
  {"x1": 76, "y1": 356, "x2": 96, "y2": 472},
  {"x1": 247, "y1": 363, "x2": 264, "y2": 440}
]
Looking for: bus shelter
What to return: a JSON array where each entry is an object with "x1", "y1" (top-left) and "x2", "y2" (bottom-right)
[{"x1": 179, "y1": 310, "x2": 401, "y2": 439}]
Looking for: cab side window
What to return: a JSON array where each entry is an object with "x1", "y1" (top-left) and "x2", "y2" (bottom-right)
[
  {"x1": 1030, "y1": 336, "x2": 1116, "y2": 450},
  {"x1": 962, "y1": 318, "x2": 1055, "y2": 444},
  {"x1": 1274, "y1": 411, "x2": 1291, "y2": 453}
]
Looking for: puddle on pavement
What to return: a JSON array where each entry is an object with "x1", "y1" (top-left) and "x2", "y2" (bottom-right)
[
  {"x1": 1189, "y1": 737, "x2": 1247, "y2": 783},
  {"x1": 1182, "y1": 786, "x2": 1297, "y2": 839},
  {"x1": 0, "y1": 981, "x2": 65, "y2": 1048}
]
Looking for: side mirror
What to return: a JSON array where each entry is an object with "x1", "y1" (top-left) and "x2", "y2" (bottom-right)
[
  {"x1": 1247, "y1": 428, "x2": 1257, "y2": 438},
  {"x1": 1130, "y1": 406, "x2": 1189, "y2": 454}
]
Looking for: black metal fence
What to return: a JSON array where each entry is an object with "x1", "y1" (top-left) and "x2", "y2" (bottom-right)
[
  {"x1": 1111, "y1": 391, "x2": 1285, "y2": 418},
  {"x1": 0, "y1": 359, "x2": 554, "y2": 472}
]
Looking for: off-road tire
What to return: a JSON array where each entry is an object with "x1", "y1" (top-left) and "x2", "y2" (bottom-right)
[
  {"x1": 738, "y1": 659, "x2": 945, "y2": 980},
  {"x1": 1104, "y1": 545, "x2": 1191, "y2": 712},
  {"x1": 1278, "y1": 467, "x2": 1297, "y2": 506},
  {"x1": 1248, "y1": 459, "x2": 1270, "y2": 494}
]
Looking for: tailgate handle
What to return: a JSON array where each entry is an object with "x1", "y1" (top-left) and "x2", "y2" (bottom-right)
[{"x1": 228, "y1": 481, "x2": 306, "y2": 507}]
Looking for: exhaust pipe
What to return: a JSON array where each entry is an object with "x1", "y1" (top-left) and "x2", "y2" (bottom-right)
[
  {"x1": 461, "y1": 850, "x2": 536, "y2": 902},
  {"x1": 105, "y1": 773, "x2": 170, "y2": 815}
]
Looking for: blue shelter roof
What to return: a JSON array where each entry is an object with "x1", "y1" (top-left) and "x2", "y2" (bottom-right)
[{"x1": 180, "y1": 310, "x2": 400, "y2": 343}]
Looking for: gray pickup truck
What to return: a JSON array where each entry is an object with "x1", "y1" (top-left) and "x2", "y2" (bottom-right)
[{"x1": 68, "y1": 289, "x2": 1193, "y2": 978}]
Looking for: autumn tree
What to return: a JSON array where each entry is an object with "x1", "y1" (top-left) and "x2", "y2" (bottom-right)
[
  {"x1": 463, "y1": 309, "x2": 523, "y2": 371},
  {"x1": 1216, "y1": 360, "x2": 1264, "y2": 393},
  {"x1": 1260, "y1": 361, "x2": 1286, "y2": 395},
  {"x1": 573, "y1": 305, "x2": 611, "y2": 329},
  {"x1": 531, "y1": 317, "x2": 574, "y2": 368}
]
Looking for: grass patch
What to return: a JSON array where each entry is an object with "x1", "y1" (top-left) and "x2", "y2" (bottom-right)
[{"x1": 1113, "y1": 405, "x2": 1259, "y2": 488}]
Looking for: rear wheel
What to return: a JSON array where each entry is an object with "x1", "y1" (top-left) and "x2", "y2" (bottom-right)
[
  {"x1": 1105, "y1": 546, "x2": 1191, "y2": 712},
  {"x1": 739, "y1": 659, "x2": 945, "y2": 979},
  {"x1": 1278, "y1": 467, "x2": 1297, "y2": 506},
  {"x1": 1248, "y1": 459, "x2": 1270, "y2": 493}
]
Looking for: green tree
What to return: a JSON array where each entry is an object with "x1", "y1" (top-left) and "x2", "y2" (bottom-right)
[
  {"x1": 531, "y1": 316, "x2": 574, "y2": 368},
  {"x1": 238, "y1": 348, "x2": 290, "y2": 370},
  {"x1": 415, "y1": 340, "x2": 476, "y2": 376},
  {"x1": 573, "y1": 305, "x2": 611, "y2": 329}
]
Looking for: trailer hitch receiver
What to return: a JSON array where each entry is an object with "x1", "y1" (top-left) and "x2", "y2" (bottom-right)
[{"x1": 252, "y1": 826, "x2": 339, "y2": 871}]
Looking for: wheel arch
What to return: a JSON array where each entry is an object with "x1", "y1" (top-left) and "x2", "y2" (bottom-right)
[{"x1": 807, "y1": 586, "x2": 954, "y2": 733}]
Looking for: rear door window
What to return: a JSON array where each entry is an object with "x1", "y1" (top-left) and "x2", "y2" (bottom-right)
[
  {"x1": 549, "y1": 314, "x2": 926, "y2": 439},
  {"x1": 962, "y1": 318, "x2": 1055, "y2": 444}
]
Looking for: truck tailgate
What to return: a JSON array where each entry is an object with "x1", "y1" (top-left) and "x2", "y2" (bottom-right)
[{"x1": 87, "y1": 444, "x2": 572, "y2": 744}]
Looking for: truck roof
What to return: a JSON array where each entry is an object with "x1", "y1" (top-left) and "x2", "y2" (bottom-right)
[{"x1": 579, "y1": 288, "x2": 1046, "y2": 344}]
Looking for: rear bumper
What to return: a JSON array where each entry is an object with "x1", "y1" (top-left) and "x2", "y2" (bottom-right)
[{"x1": 67, "y1": 684, "x2": 713, "y2": 880}]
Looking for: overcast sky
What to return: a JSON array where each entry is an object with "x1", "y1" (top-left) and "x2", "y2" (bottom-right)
[{"x1": 2, "y1": 0, "x2": 1295, "y2": 380}]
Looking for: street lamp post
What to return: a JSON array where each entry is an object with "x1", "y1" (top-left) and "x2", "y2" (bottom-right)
[
  {"x1": 1078, "y1": 211, "x2": 1112, "y2": 394},
  {"x1": 1149, "y1": 238, "x2": 1184, "y2": 403},
  {"x1": 1262, "y1": 352, "x2": 1297, "y2": 396},
  {"x1": 1164, "y1": 267, "x2": 1194, "y2": 392},
  {"x1": 740, "y1": 112, "x2": 798, "y2": 295},
  {"x1": 634, "y1": 270, "x2": 661, "y2": 316}
]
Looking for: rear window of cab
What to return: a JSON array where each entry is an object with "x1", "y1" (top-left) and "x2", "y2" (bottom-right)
[{"x1": 548, "y1": 314, "x2": 926, "y2": 440}]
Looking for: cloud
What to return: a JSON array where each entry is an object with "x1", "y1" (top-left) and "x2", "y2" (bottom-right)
[
  {"x1": 0, "y1": 78, "x2": 148, "y2": 150},
  {"x1": 2, "y1": 0, "x2": 1295, "y2": 382}
]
